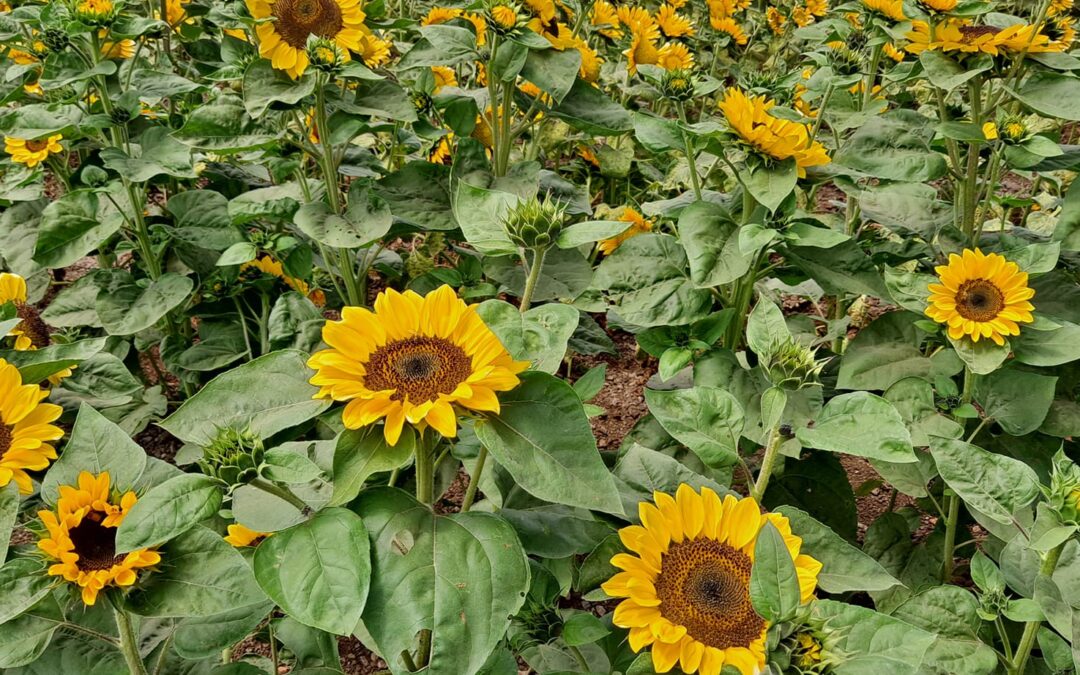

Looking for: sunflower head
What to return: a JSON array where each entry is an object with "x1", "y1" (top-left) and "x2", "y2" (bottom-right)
[
  {"x1": 306, "y1": 35, "x2": 348, "y2": 72},
  {"x1": 0, "y1": 358, "x2": 63, "y2": 495},
  {"x1": 917, "y1": 0, "x2": 957, "y2": 11},
  {"x1": 759, "y1": 336, "x2": 827, "y2": 390},
  {"x1": 486, "y1": 0, "x2": 522, "y2": 33},
  {"x1": 792, "y1": 630, "x2": 826, "y2": 670},
  {"x1": 660, "y1": 67, "x2": 695, "y2": 101},
  {"x1": 597, "y1": 206, "x2": 653, "y2": 256},
  {"x1": 5, "y1": 134, "x2": 63, "y2": 168},
  {"x1": 602, "y1": 486, "x2": 821, "y2": 675},
  {"x1": 247, "y1": 0, "x2": 369, "y2": 78},
  {"x1": 308, "y1": 285, "x2": 529, "y2": 446},
  {"x1": 37, "y1": 471, "x2": 161, "y2": 605},
  {"x1": 504, "y1": 196, "x2": 566, "y2": 250},
  {"x1": 198, "y1": 427, "x2": 264, "y2": 488},
  {"x1": 75, "y1": 0, "x2": 117, "y2": 24},
  {"x1": 1000, "y1": 116, "x2": 1029, "y2": 143},
  {"x1": 43, "y1": 27, "x2": 70, "y2": 52},
  {"x1": 925, "y1": 249, "x2": 1035, "y2": 346}
]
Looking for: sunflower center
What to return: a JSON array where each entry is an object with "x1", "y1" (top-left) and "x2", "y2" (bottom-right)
[
  {"x1": 955, "y1": 279, "x2": 1005, "y2": 322},
  {"x1": 0, "y1": 418, "x2": 11, "y2": 458},
  {"x1": 271, "y1": 0, "x2": 344, "y2": 48},
  {"x1": 70, "y1": 513, "x2": 125, "y2": 572},
  {"x1": 15, "y1": 302, "x2": 51, "y2": 348},
  {"x1": 364, "y1": 336, "x2": 473, "y2": 403},
  {"x1": 654, "y1": 538, "x2": 765, "y2": 650},
  {"x1": 24, "y1": 139, "x2": 49, "y2": 152},
  {"x1": 959, "y1": 25, "x2": 1001, "y2": 41}
]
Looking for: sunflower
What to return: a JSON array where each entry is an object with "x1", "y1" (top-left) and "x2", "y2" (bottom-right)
[
  {"x1": 806, "y1": 0, "x2": 828, "y2": 16},
  {"x1": 598, "y1": 207, "x2": 654, "y2": 256},
  {"x1": 718, "y1": 87, "x2": 830, "y2": 177},
  {"x1": 224, "y1": 523, "x2": 271, "y2": 547},
  {"x1": 421, "y1": 6, "x2": 461, "y2": 24},
  {"x1": 5, "y1": 134, "x2": 62, "y2": 168},
  {"x1": 883, "y1": 41, "x2": 906, "y2": 61},
  {"x1": 431, "y1": 65, "x2": 457, "y2": 92},
  {"x1": 925, "y1": 249, "x2": 1035, "y2": 345},
  {"x1": 358, "y1": 33, "x2": 391, "y2": 66},
  {"x1": 246, "y1": 0, "x2": 369, "y2": 78},
  {"x1": 1050, "y1": 0, "x2": 1074, "y2": 17},
  {"x1": 37, "y1": 472, "x2": 160, "y2": 605},
  {"x1": 429, "y1": 133, "x2": 454, "y2": 164},
  {"x1": 917, "y1": 0, "x2": 957, "y2": 11},
  {"x1": 100, "y1": 34, "x2": 135, "y2": 59},
  {"x1": 792, "y1": 5, "x2": 814, "y2": 27},
  {"x1": 591, "y1": 0, "x2": 622, "y2": 38},
  {"x1": 617, "y1": 5, "x2": 655, "y2": 31},
  {"x1": 657, "y1": 41, "x2": 694, "y2": 70},
  {"x1": 625, "y1": 22, "x2": 661, "y2": 75},
  {"x1": 656, "y1": 4, "x2": 693, "y2": 37},
  {"x1": 794, "y1": 633, "x2": 824, "y2": 668},
  {"x1": 307, "y1": 285, "x2": 529, "y2": 446},
  {"x1": 0, "y1": 273, "x2": 74, "y2": 386},
  {"x1": 710, "y1": 16, "x2": 747, "y2": 44},
  {"x1": 577, "y1": 42, "x2": 603, "y2": 81},
  {"x1": 861, "y1": 0, "x2": 905, "y2": 21},
  {"x1": 0, "y1": 359, "x2": 63, "y2": 495},
  {"x1": 765, "y1": 7, "x2": 785, "y2": 34},
  {"x1": 602, "y1": 486, "x2": 821, "y2": 675},
  {"x1": 242, "y1": 255, "x2": 318, "y2": 298}
]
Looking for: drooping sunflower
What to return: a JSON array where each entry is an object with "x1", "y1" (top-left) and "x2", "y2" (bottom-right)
[
  {"x1": 718, "y1": 87, "x2": 830, "y2": 177},
  {"x1": 5, "y1": 134, "x2": 62, "y2": 168},
  {"x1": 805, "y1": 0, "x2": 828, "y2": 16},
  {"x1": 307, "y1": 285, "x2": 529, "y2": 445},
  {"x1": 625, "y1": 21, "x2": 661, "y2": 75},
  {"x1": 246, "y1": 0, "x2": 370, "y2": 78},
  {"x1": 1050, "y1": 0, "x2": 1074, "y2": 17},
  {"x1": 617, "y1": 5, "x2": 655, "y2": 32},
  {"x1": 602, "y1": 486, "x2": 821, "y2": 675},
  {"x1": 242, "y1": 255, "x2": 324, "y2": 306},
  {"x1": 792, "y1": 5, "x2": 814, "y2": 27},
  {"x1": 765, "y1": 7, "x2": 785, "y2": 34},
  {"x1": 861, "y1": 0, "x2": 905, "y2": 21},
  {"x1": 710, "y1": 16, "x2": 747, "y2": 44},
  {"x1": 598, "y1": 207, "x2": 654, "y2": 256},
  {"x1": 224, "y1": 523, "x2": 271, "y2": 548},
  {"x1": 655, "y1": 3, "x2": 694, "y2": 38},
  {"x1": 926, "y1": 249, "x2": 1035, "y2": 345},
  {"x1": 591, "y1": 0, "x2": 622, "y2": 38},
  {"x1": 37, "y1": 472, "x2": 160, "y2": 605},
  {"x1": 0, "y1": 358, "x2": 63, "y2": 494},
  {"x1": 0, "y1": 273, "x2": 73, "y2": 385}
]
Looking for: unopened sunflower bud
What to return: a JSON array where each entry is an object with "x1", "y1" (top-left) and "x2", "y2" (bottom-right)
[
  {"x1": 1001, "y1": 116, "x2": 1029, "y2": 144},
  {"x1": 404, "y1": 250, "x2": 436, "y2": 279},
  {"x1": 828, "y1": 45, "x2": 862, "y2": 76},
  {"x1": 43, "y1": 28, "x2": 70, "y2": 52},
  {"x1": 198, "y1": 427, "x2": 264, "y2": 488},
  {"x1": 307, "y1": 36, "x2": 346, "y2": 73},
  {"x1": 504, "y1": 197, "x2": 566, "y2": 250},
  {"x1": 81, "y1": 164, "x2": 109, "y2": 186},
  {"x1": 109, "y1": 107, "x2": 132, "y2": 125},
  {"x1": 760, "y1": 336, "x2": 827, "y2": 390},
  {"x1": 661, "y1": 68, "x2": 695, "y2": 101},
  {"x1": 76, "y1": 0, "x2": 117, "y2": 25},
  {"x1": 412, "y1": 91, "x2": 434, "y2": 116},
  {"x1": 1047, "y1": 450, "x2": 1080, "y2": 524}
]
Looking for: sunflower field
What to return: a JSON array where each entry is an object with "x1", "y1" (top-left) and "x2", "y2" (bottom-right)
[{"x1": 5, "y1": 0, "x2": 1080, "y2": 673}]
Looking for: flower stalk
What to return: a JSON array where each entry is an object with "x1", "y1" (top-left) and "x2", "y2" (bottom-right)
[{"x1": 110, "y1": 595, "x2": 149, "y2": 675}]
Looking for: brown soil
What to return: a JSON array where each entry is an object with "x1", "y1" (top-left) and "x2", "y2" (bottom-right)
[
  {"x1": 338, "y1": 637, "x2": 388, "y2": 675},
  {"x1": 575, "y1": 328, "x2": 655, "y2": 451},
  {"x1": 135, "y1": 424, "x2": 183, "y2": 463}
]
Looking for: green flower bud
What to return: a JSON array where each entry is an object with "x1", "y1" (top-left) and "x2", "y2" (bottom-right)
[
  {"x1": 760, "y1": 336, "x2": 827, "y2": 390},
  {"x1": 43, "y1": 28, "x2": 70, "y2": 53},
  {"x1": 306, "y1": 36, "x2": 347, "y2": 73},
  {"x1": 1047, "y1": 450, "x2": 1080, "y2": 525},
  {"x1": 661, "y1": 68, "x2": 695, "y2": 102},
  {"x1": 504, "y1": 197, "x2": 566, "y2": 251},
  {"x1": 198, "y1": 427, "x2": 265, "y2": 489}
]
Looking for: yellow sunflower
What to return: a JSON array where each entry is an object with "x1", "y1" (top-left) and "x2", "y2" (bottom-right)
[
  {"x1": 918, "y1": 0, "x2": 957, "y2": 11},
  {"x1": 718, "y1": 87, "x2": 830, "y2": 177},
  {"x1": 657, "y1": 41, "x2": 694, "y2": 70},
  {"x1": 0, "y1": 273, "x2": 74, "y2": 386},
  {"x1": 224, "y1": 523, "x2": 271, "y2": 547},
  {"x1": 792, "y1": 6, "x2": 814, "y2": 27},
  {"x1": 307, "y1": 285, "x2": 529, "y2": 446},
  {"x1": 591, "y1": 0, "x2": 622, "y2": 38},
  {"x1": 246, "y1": 0, "x2": 370, "y2": 78},
  {"x1": 806, "y1": 0, "x2": 828, "y2": 16},
  {"x1": 625, "y1": 22, "x2": 661, "y2": 75},
  {"x1": 617, "y1": 5, "x2": 655, "y2": 31},
  {"x1": 765, "y1": 7, "x2": 785, "y2": 34},
  {"x1": 598, "y1": 207, "x2": 654, "y2": 256},
  {"x1": 5, "y1": 134, "x2": 62, "y2": 168},
  {"x1": 421, "y1": 6, "x2": 460, "y2": 24},
  {"x1": 429, "y1": 133, "x2": 454, "y2": 164},
  {"x1": 1050, "y1": 0, "x2": 1074, "y2": 17},
  {"x1": 710, "y1": 16, "x2": 747, "y2": 44},
  {"x1": 37, "y1": 472, "x2": 160, "y2": 606},
  {"x1": 431, "y1": 65, "x2": 457, "y2": 92},
  {"x1": 358, "y1": 33, "x2": 391, "y2": 66},
  {"x1": 656, "y1": 3, "x2": 694, "y2": 38},
  {"x1": 242, "y1": 255, "x2": 317, "y2": 298},
  {"x1": 794, "y1": 633, "x2": 824, "y2": 668},
  {"x1": 926, "y1": 249, "x2": 1035, "y2": 346},
  {"x1": 602, "y1": 486, "x2": 821, "y2": 675},
  {"x1": 100, "y1": 35, "x2": 135, "y2": 59},
  {"x1": 0, "y1": 358, "x2": 63, "y2": 494},
  {"x1": 861, "y1": 0, "x2": 905, "y2": 21}
]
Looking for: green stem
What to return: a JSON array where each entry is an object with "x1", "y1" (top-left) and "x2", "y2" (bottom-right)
[
  {"x1": 940, "y1": 489, "x2": 960, "y2": 583},
  {"x1": 258, "y1": 292, "x2": 270, "y2": 356},
  {"x1": 460, "y1": 445, "x2": 487, "y2": 513},
  {"x1": 250, "y1": 477, "x2": 309, "y2": 513},
  {"x1": 111, "y1": 599, "x2": 149, "y2": 675},
  {"x1": 861, "y1": 43, "x2": 884, "y2": 110},
  {"x1": 1010, "y1": 542, "x2": 1066, "y2": 675},
  {"x1": 750, "y1": 426, "x2": 783, "y2": 502},
  {"x1": 414, "y1": 438, "x2": 434, "y2": 506},
  {"x1": 519, "y1": 247, "x2": 547, "y2": 312},
  {"x1": 995, "y1": 617, "x2": 1014, "y2": 663},
  {"x1": 568, "y1": 644, "x2": 590, "y2": 671},
  {"x1": 675, "y1": 101, "x2": 702, "y2": 201}
]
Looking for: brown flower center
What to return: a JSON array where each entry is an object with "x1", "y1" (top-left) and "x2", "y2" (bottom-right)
[
  {"x1": 959, "y1": 25, "x2": 1001, "y2": 41},
  {"x1": 24, "y1": 139, "x2": 49, "y2": 152},
  {"x1": 70, "y1": 512, "x2": 125, "y2": 572},
  {"x1": 271, "y1": 0, "x2": 344, "y2": 48},
  {"x1": 15, "y1": 302, "x2": 51, "y2": 348},
  {"x1": 0, "y1": 419, "x2": 11, "y2": 458},
  {"x1": 654, "y1": 538, "x2": 765, "y2": 650},
  {"x1": 955, "y1": 279, "x2": 1005, "y2": 322},
  {"x1": 364, "y1": 336, "x2": 472, "y2": 403}
]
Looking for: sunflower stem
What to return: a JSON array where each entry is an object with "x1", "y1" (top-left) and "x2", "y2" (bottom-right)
[
  {"x1": 110, "y1": 597, "x2": 149, "y2": 675},
  {"x1": 940, "y1": 489, "x2": 960, "y2": 583},
  {"x1": 675, "y1": 100, "x2": 702, "y2": 202},
  {"x1": 519, "y1": 247, "x2": 547, "y2": 313},
  {"x1": 460, "y1": 444, "x2": 488, "y2": 513},
  {"x1": 568, "y1": 645, "x2": 590, "y2": 671},
  {"x1": 414, "y1": 436, "x2": 435, "y2": 506},
  {"x1": 750, "y1": 425, "x2": 783, "y2": 502},
  {"x1": 250, "y1": 477, "x2": 309, "y2": 514},
  {"x1": 1010, "y1": 541, "x2": 1066, "y2": 675}
]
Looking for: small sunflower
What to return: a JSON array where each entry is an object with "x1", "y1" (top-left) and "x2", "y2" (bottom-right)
[
  {"x1": 617, "y1": 5, "x2": 655, "y2": 31},
  {"x1": 1050, "y1": 0, "x2": 1074, "y2": 17},
  {"x1": 625, "y1": 22, "x2": 661, "y2": 75},
  {"x1": 598, "y1": 207, "x2": 654, "y2": 256},
  {"x1": 805, "y1": 0, "x2": 828, "y2": 16},
  {"x1": 591, "y1": 0, "x2": 621, "y2": 38},
  {"x1": 431, "y1": 65, "x2": 457, "y2": 92},
  {"x1": 602, "y1": 486, "x2": 821, "y2": 675},
  {"x1": 766, "y1": 7, "x2": 786, "y2": 34},
  {"x1": 656, "y1": 4, "x2": 694, "y2": 38},
  {"x1": 0, "y1": 358, "x2": 63, "y2": 494},
  {"x1": 861, "y1": 0, "x2": 905, "y2": 21},
  {"x1": 307, "y1": 285, "x2": 529, "y2": 446},
  {"x1": 917, "y1": 0, "x2": 957, "y2": 11},
  {"x1": 100, "y1": 33, "x2": 135, "y2": 59},
  {"x1": 711, "y1": 17, "x2": 748, "y2": 44},
  {"x1": 422, "y1": 6, "x2": 461, "y2": 24},
  {"x1": 37, "y1": 472, "x2": 160, "y2": 605},
  {"x1": 657, "y1": 41, "x2": 694, "y2": 70},
  {"x1": 718, "y1": 87, "x2": 830, "y2": 177},
  {"x1": 224, "y1": 523, "x2": 271, "y2": 547},
  {"x1": 0, "y1": 273, "x2": 74, "y2": 386},
  {"x1": 926, "y1": 249, "x2": 1035, "y2": 345},
  {"x1": 246, "y1": 0, "x2": 370, "y2": 78},
  {"x1": 490, "y1": 3, "x2": 518, "y2": 29},
  {"x1": 242, "y1": 255, "x2": 322, "y2": 302},
  {"x1": 5, "y1": 134, "x2": 62, "y2": 168},
  {"x1": 792, "y1": 6, "x2": 814, "y2": 27},
  {"x1": 793, "y1": 632, "x2": 824, "y2": 668}
]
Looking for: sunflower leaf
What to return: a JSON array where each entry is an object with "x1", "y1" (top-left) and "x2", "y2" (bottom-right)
[
  {"x1": 115, "y1": 473, "x2": 223, "y2": 553},
  {"x1": 750, "y1": 520, "x2": 801, "y2": 623}
]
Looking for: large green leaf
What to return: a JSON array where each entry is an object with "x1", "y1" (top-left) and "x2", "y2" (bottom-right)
[
  {"x1": 972, "y1": 368, "x2": 1056, "y2": 436},
  {"x1": 0, "y1": 595, "x2": 63, "y2": 668},
  {"x1": 796, "y1": 392, "x2": 917, "y2": 463},
  {"x1": 0, "y1": 559, "x2": 52, "y2": 624},
  {"x1": 329, "y1": 427, "x2": 415, "y2": 507},
  {"x1": 125, "y1": 525, "x2": 266, "y2": 617},
  {"x1": 0, "y1": 482, "x2": 17, "y2": 565},
  {"x1": 34, "y1": 187, "x2": 127, "y2": 268},
  {"x1": 475, "y1": 300, "x2": 578, "y2": 374},
  {"x1": 676, "y1": 201, "x2": 752, "y2": 288},
  {"x1": 611, "y1": 444, "x2": 731, "y2": 517},
  {"x1": 160, "y1": 350, "x2": 330, "y2": 445},
  {"x1": 40, "y1": 403, "x2": 147, "y2": 505},
  {"x1": 550, "y1": 78, "x2": 633, "y2": 136},
  {"x1": 242, "y1": 60, "x2": 315, "y2": 118},
  {"x1": 644, "y1": 386, "x2": 743, "y2": 468},
  {"x1": 115, "y1": 473, "x2": 222, "y2": 552},
  {"x1": 838, "y1": 313, "x2": 963, "y2": 390},
  {"x1": 1011, "y1": 71, "x2": 1080, "y2": 122},
  {"x1": 474, "y1": 372, "x2": 623, "y2": 514},
  {"x1": 254, "y1": 508, "x2": 370, "y2": 635},
  {"x1": 99, "y1": 127, "x2": 196, "y2": 182},
  {"x1": 812, "y1": 600, "x2": 936, "y2": 675},
  {"x1": 0, "y1": 337, "x2": 108, "y2": 385},
  {"x1": 930, "y1": 437, "x2": 1040, "y2": 525},
  {"x1": 293, "y1": 183, "x2": 393, "y2": 249},
  {"x1": 356, "y1": 488, "x2": 530, "y2": 675},
  {"x1": 173, "y1": 601, "x2": 275, "y2": 659},
  {"x1": 833, "y1": 111, "x2": 948, "y2": 181},
  {"x1": 96, "y1": 272, "x2": 193, "y2": 335},
  {"x1": 749, "y1": 521, "x2": 801, "y2": 622},
  {"x1": 398, "y1": 24, "x2": 479, "y2": 68}
]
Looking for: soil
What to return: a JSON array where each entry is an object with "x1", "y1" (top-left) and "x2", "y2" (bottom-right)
[{"x1": 574, "y1": 328, "x2": 656, "y2": 451}]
